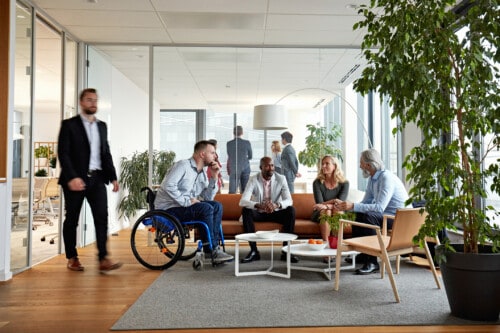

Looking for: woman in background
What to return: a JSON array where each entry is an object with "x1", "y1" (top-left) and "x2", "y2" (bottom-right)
[
  {"x1": 312, "y1": 155, "x2": 349, "y2": 242},
  {"x1": 207, "y1": 139, "x2": 223, "y2": 193},
  {"x1": 271, "y1": 140, "x2": 282, "y2": 174}
]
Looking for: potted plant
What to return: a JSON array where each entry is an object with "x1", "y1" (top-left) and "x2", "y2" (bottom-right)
[
  {"x1": 118, "y1": 150, "x2": 175, "y2": 221},
  {"x1": 298, "y1": 123, "x2": 343, "y2": 170},
  {"x1": 319, "y1": 212, "x2": 355, "y2": 249},
  {"x1": 35, "y1": 169, "x2": 48, "y2": 177},
  {"x1": 353, "y1": 0, "x2": 500, "y2": 321},
  {"x1": 49, "y1": 156, "x2": 57, "y2": 169},
  {"x1": 34, "y1": 145, "x2": 53, "y2": 166}
]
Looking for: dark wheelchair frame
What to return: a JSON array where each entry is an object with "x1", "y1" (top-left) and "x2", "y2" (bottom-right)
[{"x1": 130, "y1": 187, "x2": 226, "y2": 270}]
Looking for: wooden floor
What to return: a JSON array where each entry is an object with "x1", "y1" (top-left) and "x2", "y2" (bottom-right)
[{"x1": 0, "y1": 229, "x2": 498, "y2": 333}]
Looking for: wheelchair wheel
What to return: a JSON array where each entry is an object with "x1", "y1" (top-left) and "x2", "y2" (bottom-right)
[{"x1": 130, "y1": 210, "x2": 185, "y2": 270}]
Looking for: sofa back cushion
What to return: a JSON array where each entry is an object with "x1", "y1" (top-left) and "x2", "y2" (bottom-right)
[
  {"x1": 214, "y1": 193, "x2": 242, "y2": 220},
  {"x1": 291, "y1": 193, "x2": 315, "y2": 220}
]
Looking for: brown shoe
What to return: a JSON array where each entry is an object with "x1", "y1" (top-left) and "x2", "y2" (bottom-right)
[
  {"x1": 99, "y1": 258, "x2": 123, "y2": 273},
  {"x1": 67, "y1": 257, "x2": 84, "y2": 271}
]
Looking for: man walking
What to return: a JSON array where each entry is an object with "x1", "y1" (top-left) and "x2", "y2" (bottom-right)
[{"x1": 58, "y1": 88, "x2": 122, "y2": 273}]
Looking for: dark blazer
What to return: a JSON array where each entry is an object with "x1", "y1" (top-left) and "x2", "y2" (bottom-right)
[
  {"x1": 281, "y1": 144, "x2": 298, "y2": 175},
  {"x1": 57, "y1": 115, "x2": 117, "y2": 187},
  {"x1": 226, "y1": 137, "x2": 252, "y2": 174}
]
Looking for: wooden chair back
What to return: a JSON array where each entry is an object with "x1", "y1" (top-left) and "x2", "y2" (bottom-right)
[{"x1": 386, "y1": 208, "x2": 427, "y2": 251}]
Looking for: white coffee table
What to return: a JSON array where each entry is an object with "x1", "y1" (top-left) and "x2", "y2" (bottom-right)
[
  {"x1": 281, "y1": 243, "x2": 359, "y2": 280},
  {"x1": 234, "y1": 232, "x2": 298, "y2": 279}
]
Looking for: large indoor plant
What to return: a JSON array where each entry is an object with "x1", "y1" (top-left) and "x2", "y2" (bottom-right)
[
  {"x1": 298, "y1": 123, "x2": 343, "y2": 170},
  {"x1": 353, "y1": 0, "x2": 499, "y2": 321},
  {"x1": 118, "y1": 150, "x2": 175, "y2": 221}
]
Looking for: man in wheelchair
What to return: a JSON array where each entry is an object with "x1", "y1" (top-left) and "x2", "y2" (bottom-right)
[{"x1": 154, "y1": 140, "x2": 233, "y2": 263}]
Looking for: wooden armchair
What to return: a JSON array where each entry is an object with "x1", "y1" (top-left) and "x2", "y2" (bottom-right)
[{"x1": 334, "y1": 208, "x2": 441, "y2": 303}]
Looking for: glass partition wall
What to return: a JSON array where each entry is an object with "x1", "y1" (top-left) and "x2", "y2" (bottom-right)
[
  {"x1": 11, "y1": 1, "x2": 78, "y2": 272},
  {"x1": 11, "y1": 1, "x2": 33, "y2": 272}
]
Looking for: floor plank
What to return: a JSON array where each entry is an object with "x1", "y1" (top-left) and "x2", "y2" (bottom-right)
[{"x1": 0, "y1": 229, "x2": 498, "y2": 333}]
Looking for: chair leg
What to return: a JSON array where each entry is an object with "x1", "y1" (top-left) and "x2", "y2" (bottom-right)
[
  {"x1": 396, "y1": 254, "x2": 400, "y2": 274},
  {"x1": 380, "y1": 257, "x2": 385, "y2": 279},
  {"x1": 334, "y1": 247, "x2": 343, "y2": 291},
  {"x1": 423, "y1": 242, "x2": 441, "y2": 289},
  {"x1": 380, "y1": 251, "x2": 400, "y2": 303}
]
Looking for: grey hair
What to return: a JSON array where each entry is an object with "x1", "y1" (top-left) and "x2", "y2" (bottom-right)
[{"x1": 361, "y1": 149, "x2": 384, "y2": 171}]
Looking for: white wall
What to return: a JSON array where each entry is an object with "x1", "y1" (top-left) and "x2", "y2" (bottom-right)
[{"x1": 110, "y1": 66, "x2": 149, "y2": 230}]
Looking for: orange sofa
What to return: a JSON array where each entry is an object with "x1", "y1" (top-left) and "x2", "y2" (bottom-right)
[{"x1": 214, "y1": 193, "x2": 344, "y2": 239}]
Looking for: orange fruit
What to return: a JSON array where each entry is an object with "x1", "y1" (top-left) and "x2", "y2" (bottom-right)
[
  {"x1": 308, "y1": 239, "x2": 315, "y2": 244},
  {"x1": 315, "y1": 240, "x2": 323, "y2": 244}
]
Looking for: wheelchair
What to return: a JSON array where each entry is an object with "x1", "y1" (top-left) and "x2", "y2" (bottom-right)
[{"x1": 130, "y1": 187, "x2": 227, "y2": 270}]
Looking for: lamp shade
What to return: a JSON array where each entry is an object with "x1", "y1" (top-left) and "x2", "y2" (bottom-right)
[{"x1": 253, "y1": 104, "x2": 288, "y2": 130}]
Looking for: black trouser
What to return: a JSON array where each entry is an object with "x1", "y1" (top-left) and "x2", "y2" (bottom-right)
[
  {"x1": 62, "y1": 172, "x2": 109, "y2": 261},
  {"x1": 353, "y1": 212, "x2": 394, "y2": 265},
  {"x1": 241, "y1": 206, "x2": 296, "y2": 251}
]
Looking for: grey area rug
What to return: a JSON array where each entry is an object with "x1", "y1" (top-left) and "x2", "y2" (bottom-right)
[{"x1": 112, "y1": 248, "x2": 497, "y2": 330}]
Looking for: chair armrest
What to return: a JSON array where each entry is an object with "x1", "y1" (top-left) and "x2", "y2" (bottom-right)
[
  {"x1": 339, "y1": 219, "x2": 380, "y2": 230},
  {"x1": 382, "y1": 214, "x2": 394, "y2": 236}
]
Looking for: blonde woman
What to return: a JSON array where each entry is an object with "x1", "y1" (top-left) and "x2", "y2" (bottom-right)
[
  {"x1": 312, "y1": 155, "x2": 349, "y2": 242},
  {"x1": 271, "y1": 140, "x2": 282, "y2": 174}
]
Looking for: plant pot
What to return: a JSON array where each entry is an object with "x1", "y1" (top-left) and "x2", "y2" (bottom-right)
[
  {"x1": 436, "y1": 244, "x2": 500, "y2": 321},
  {"x1": 37, "y1": 157, "x2": 47, "y2": 166},
  {"x1": 328, "y1": 235, "x2": 338, "y2": 249}
]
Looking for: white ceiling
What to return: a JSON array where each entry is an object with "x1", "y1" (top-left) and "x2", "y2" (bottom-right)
[{"x1": 27, "y1": 0, "x2": 371, "y2": 113}]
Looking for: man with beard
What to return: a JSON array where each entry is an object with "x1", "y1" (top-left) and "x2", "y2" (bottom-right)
[
  {"x1": 58, "y1": 88, "x2": 122, "y2": 272},
  {"x1": 333, "y1": 149, "x2": 409, "y2": 274},
  {"x1": 239, "y1": 156, "x2": 299, "y2": 263},
  {"x1": 154, "y1": 140, "x2": 233, "y2": 263}
]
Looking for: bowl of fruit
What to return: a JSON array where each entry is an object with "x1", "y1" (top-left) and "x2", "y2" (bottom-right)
[{"x1": 306, "y1": 239, "x2": 326, "y2": 251}]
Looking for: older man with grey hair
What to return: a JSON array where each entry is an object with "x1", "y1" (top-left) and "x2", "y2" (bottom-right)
[{"x1": 333, "y1": 148, "x2": 409, "y2": 274}]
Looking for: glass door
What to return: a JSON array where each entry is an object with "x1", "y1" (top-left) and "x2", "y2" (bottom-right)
[
  {"x1": 11, "y1": 1, "x2": 33, "y2": 272},
  {"x1": 31, "y1": 16, "x2": 62, "y2": 265}
]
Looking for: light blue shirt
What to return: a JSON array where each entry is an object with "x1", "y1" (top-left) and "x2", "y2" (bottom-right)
[
  {"x1": 154, "y1": 157, "x2": 218, "y2": 210},
  {"x1": 353, "y1": 169, "x2": 409, "y2": 215}
]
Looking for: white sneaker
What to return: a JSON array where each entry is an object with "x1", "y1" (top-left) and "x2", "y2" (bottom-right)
[{"x1": 213, "y1": 248, "x2": 234, "y2": 262}]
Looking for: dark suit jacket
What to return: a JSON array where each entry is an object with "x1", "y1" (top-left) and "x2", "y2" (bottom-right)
[
  {"x1": 281, "y1": 144, "x2": 298, "y2": 175},
  {"x1": 57, "y1": 115, "x2": 117, "y2": 187},
  {"x1": 226, "y1": 137, "x2": 252, "y2": 174}
]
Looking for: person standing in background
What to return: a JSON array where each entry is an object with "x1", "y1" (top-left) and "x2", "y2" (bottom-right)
[
  {"x1": 226, "y1": 125, "x2": 253, "y2": 193},
  {"x1": 280, "y1": 131, "x2": 301, "y2": 193},
  {"x1": 271, "y1": 140, "x2": 282, "y2": 174},
  {"x1": 57, "y1": 88, "x2": 122, "y2": 273},
  {"x1": 207, "y1": 139, "x2": 223, "y2": 193}
]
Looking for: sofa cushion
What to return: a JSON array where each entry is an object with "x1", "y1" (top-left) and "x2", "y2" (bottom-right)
[
  {"x1": 290, "y1": 193, "x2": 315, "y2": 220},
  {"x1": 214, "y1": 193, "x2": 242, "y2": 220}
]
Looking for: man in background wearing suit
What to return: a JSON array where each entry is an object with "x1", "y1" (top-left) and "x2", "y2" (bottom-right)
[
  {"x1": 226, "y1": 125, "x2": 253, "y2": 193},
  {"x1": 280, "y1": 131, "x2": 301, "y2": 193},
  {"x1": 57, "y1": 88, "x2": 122, "y2": 273},
  {"x1": 239, "y1": 157, "x2": 299, "y2": 263}
]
